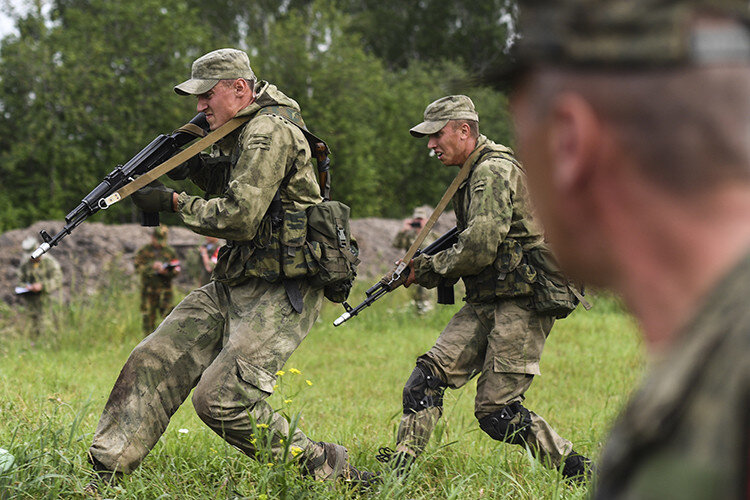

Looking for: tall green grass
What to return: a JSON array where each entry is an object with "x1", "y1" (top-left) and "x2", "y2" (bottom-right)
[{"x1": 0, "y1": 275, "x2": 643, "y2": 499}]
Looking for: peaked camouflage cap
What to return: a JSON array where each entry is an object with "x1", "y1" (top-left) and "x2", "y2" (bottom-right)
[
  {"x1": 509, "y1": 0, "x2": 750, "y2": 74},
  {"x1": 410, "y1": 95, "x2": 479, "y2": 137},
  {"x1": 174, "y1": 48, "x2": 256, "y2": 96},
  {"x1": 153, "y1": 226, "x2": 168, "y2": 243}
]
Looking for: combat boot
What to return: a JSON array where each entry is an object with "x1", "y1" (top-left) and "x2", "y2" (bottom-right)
[
  {"x1": 83, "y1": 469, "x2": 121, "y2": 497},
  {"x1": 561, "y1": 450, "x2": 594, "y2": 483},
  {"x1": 302, "y1": 441, "x2": 379, "y2": 487},
  {"x1": 375, "y1": 446, "x2": 416, "y2": 476}
]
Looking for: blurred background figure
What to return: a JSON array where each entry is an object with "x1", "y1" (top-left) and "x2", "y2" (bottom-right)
[
  {"x1": 134, "y1": 226, "x2": 180, "y2": 334},
  {"x1": 16, "y1": 236, "x2": 63, "y2": 340},
  {"x1": 198, "y1": 236, "x2": 220, "y2": 286},
  {"x1": 392, "y1": 206, "x2": 437, "y2": 314}
]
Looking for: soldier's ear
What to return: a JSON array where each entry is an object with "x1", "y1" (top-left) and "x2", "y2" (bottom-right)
[{"x1": 548, "y1": 92, "x2": 601, "y2": 194}]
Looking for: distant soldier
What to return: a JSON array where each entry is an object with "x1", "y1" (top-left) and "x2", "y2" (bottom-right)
[
  {"x1": 392, "y1": 206, "x2": 437, "y2": 314},
  {"x1": 198, "y1": 236, "x2": 220, "y2": 286},
  {"x1": 16, "y1": 236, "x2": 63, "y2": 339},
  {"x1": 134, "y1": 226, "x2": 180, "y2": 334}
]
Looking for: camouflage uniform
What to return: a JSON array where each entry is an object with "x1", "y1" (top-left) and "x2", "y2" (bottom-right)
[
  {"x1": 89, "y1": 52, "x2": 328, "y2": 475},
  {"x1": 392, "y1": 208, "x2": 437, "y2": 314},
  {"x1": 509, "y1": 0, "x2": 750, "y2": 496},
  {"x1": 595, "y1": 253, "x2": 750, "y2": 498},
  {"x1": 17, "y1": 253, "x2": 63, "y2": 338},
  {"x1": 394, "y1": 98, "x2": 581, "y2": 473},
  {"x1": 134, "y1": 227, "x2": 179, "y2": 333}
]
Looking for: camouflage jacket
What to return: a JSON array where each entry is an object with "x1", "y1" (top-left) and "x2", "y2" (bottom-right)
[
  {"x1": 393, "y1": 227, "x2": 438, "y2": 252},
  {"x1": 413, "y1": 135, "x2": 549, "y2": 303},
  {"x1": 134, "y1": 243, "x2": 179, "y2": 288},
  {"x1": 594, "y1": 250, "x2": 750, "y2": 500},
  {"x1": 177, "y1": 82, "x2": 322, "y2": 285},
  {"x1": 17, "y1": 255, "x2": 63, "y2": 298}
]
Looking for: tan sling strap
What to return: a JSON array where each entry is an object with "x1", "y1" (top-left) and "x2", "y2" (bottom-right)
[
  {"x1": 101, "y1": 115, "x2": 251, "y2": 208},
  {"x1": 391, "y1": 145, "x2": 487, "y2": 277}
]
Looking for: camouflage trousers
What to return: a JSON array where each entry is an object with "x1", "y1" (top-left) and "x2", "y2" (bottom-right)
[
  {"x1": 89, "y1": 278, "x2": 324, "y2": 474},
  {"x1": 21, "y1": 294, "x2": 56, "y2": 340},
  {"x1": 396, "y1": 297, "x2": 573, "y2": 467},
  {"x1": 140, "y1": 286, "x2": 174, "y2": 333}
]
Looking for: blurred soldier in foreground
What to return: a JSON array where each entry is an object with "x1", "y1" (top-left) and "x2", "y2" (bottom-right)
[
  {"x1": 85, "y1": 48, "x2": 373, "y2": 494},
  {"x1": 392, "y1": 206, "x2": 437, "y2": 314},
  {"x1": 16, "y1": 236, "x2": 63, "y2": 339},
  {"x1": 378, "y1": 95, "x2": 589, "y2": 480},
  {"x1": 198, "y1": 235, "x2": 220, "y2": 286},
  {"x1": 509, "y1": 1, "x2": 750, "y2": 497},
  {"x1": 134, "y1": 226, "x2": 180, "y2": 334}
]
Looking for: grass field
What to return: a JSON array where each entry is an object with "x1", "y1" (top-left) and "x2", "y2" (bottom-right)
[{"x1": 0, "y1": 277, "x2": 644, "y2": 499}]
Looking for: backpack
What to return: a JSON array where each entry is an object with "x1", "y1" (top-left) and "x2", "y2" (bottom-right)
[{"x1": 258, "y1": 106, "x2": 359, "y2": 303}]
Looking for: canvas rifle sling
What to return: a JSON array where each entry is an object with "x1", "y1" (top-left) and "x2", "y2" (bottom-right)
[
  {"x1": 392, "y1": 145, "x2": 486, "y2": 277},
  {"x1": 101, "y1": 115, "x2": 252, "y2": 208}
]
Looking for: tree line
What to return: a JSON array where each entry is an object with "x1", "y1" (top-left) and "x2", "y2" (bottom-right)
[{"x1": 0, "y1": 0, "x2": 515, "y2": 232}]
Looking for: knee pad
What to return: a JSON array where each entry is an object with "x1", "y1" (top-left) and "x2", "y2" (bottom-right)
[
  {"x1": 402, "y1": 362, "x2": 447, "y2": 414},
  {"x1": 478, "y1": 402, "x2": 532, "y2": 445}
]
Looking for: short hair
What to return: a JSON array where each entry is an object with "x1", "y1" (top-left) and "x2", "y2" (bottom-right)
[
  {"x1": 450, "y1": 119, "x2": 479, "y2": 139},
  {"x1": 523, "y1": 65, "x2": 750, "y2": 193}
]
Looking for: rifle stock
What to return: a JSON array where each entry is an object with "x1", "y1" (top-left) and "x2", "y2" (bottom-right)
[
  {"x1": 32, "y1": 113, "x2": 209, "y2": 259},
  {"x1": 333, "y1": 226, "x2": 459, "y2": 327}
]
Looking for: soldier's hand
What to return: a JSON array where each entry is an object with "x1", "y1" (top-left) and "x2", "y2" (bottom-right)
[
  {"x1": 380, "y1": 260, "x2": 415, "y2": 290},
  {"x1": 131, "y1": 180, "x2": 176, "y2": 213}
]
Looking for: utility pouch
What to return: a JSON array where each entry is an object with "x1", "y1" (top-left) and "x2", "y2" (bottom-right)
[
  {"x1": 528, "y1": 246, "x2": 578, "y2": 319},
  {"x1": 306, "y1": 200, "x2": 360, "y2": 302},
  {"x1": 281, "y1": 209, "x2": 321, "y2": 279}
]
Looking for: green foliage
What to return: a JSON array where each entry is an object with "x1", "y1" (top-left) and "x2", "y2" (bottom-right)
[
  {"x1": 0, "y1": 0, "x2": 515, "y2": 230},
  {"x1": 0, "y1": 277, "x2": 643, "y2": 498}
]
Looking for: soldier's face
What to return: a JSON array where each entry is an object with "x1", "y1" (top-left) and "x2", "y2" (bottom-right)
[
  {"x1": 196, "y1": 81, "x2": 240, "y2": 130},
  {"x1": 427, "y1": 123, "x2": 469, "y2": 166}
]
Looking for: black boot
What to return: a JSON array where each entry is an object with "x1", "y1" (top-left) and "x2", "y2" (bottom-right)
[{"x1": 562, "y1": 450, "x2": 594, "y2": 483}]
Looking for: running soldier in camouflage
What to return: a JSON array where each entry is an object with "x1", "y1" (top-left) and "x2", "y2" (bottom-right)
[
  {"x1": 509, "y1": 1, "x2": 750, "y2": 497},
  {"x1": 392, "y1": 206, "x2": 437, "y2": 314},
  {"x1": 16, "y1": 237, "x2": 63, "y2": 339},
  {"x1": 86, "y1": 48, "x2": 373, "y2": 494},
  {"x1": 378, "y1": 95, "x2": 589, "y2": 480},
  {"x1": 134, "y1": 226, "x2": 180, "y2": 333}
]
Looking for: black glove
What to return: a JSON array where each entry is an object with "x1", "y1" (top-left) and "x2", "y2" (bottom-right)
[
  {"x1": 131, "y1": 181, "x2": 175, "y2": 212},
  {"x1": 167, "y1": 154, "x2": 203, "y2": 180}
]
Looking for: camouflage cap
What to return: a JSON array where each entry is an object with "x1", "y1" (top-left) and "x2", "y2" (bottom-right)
[
  {"x1": 410, "y1": 95, "x2": 479, "y2": 138},
  {"x1": 153, "y1": 226, "x2": 168, "y2": 243},
  {"x1": 412, "y1": 206, "x2": 431, "y2": 220},
  {"x1": 512, "y1": 0, "x2": 750, "y2": 72},
  {"x1": 174, "y1": 48, "x2": 256, "y2": 96}
]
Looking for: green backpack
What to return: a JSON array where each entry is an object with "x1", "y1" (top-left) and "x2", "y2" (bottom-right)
[{"x1": 259, "y1": 106, "x2": 360, "y2": 303}]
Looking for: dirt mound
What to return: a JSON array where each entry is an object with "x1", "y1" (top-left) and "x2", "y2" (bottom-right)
[{"x1": 0, "y1": 212, "x2": 456, "y2": 305}]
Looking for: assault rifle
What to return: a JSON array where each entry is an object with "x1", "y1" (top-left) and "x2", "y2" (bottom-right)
[
  {"x1": 333, "y1": 226, "x2": 459, "y2": 326},
  {"x1": 31, "y1": 113, "x2": 210, "y2": 259}
]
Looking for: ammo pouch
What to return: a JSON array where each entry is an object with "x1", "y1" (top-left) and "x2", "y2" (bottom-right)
[
  {"x1": 527, "y1": 246, "x2": 578, "y2": 319},
  {"x1": 305, "y1": 200, "x2": 359, "y2": 302},
  {"x1": 465, "y1": 238, "x2": 535, "y2": 303}
]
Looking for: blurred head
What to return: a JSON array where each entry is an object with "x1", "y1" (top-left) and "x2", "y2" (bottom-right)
[
  {"x1": 411, "y1": 95, "x2": 480, "y2": 166},
  {"x1": 174, "y1": 48, "x2": 257, "y2": 130},
  {"x1": 152, "y1": 226, "x2": 168, "y2": 246},
  {"x1": 508, "y1": 0, "x2": 750, "y2": 284}
]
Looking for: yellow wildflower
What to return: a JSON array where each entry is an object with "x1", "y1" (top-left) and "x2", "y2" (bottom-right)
[
  {"x1": 290, "y1": 446, "x2": 303, "y2": 457},
  {"x1": 305, "y1": 379, "x2": 313, "y2": 386},
  {"x1": 276, "y1": 370, "x2": 285, "y2": 376},
  {"x1": 256, "y1": 423, "x2": 269, "y2": 429},
  {"x1": 284, "y1": 399, "x2": 293, "y2": 404},
  {"x1": 289, "y1": 368, "x2": 302, "y2": 375}
]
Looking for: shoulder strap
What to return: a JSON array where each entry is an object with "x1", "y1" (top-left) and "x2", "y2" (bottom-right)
[{"x1": 258, "y1": 105, "x2": 331, "y2": 200}]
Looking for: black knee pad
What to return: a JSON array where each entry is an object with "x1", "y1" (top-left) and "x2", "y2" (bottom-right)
[
  {"x1": 478, "y1": 402, "x2": 532, "y2": 445},
  {"x1": 402, "y1": 362, "x2": 447, "y2": 414}
]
